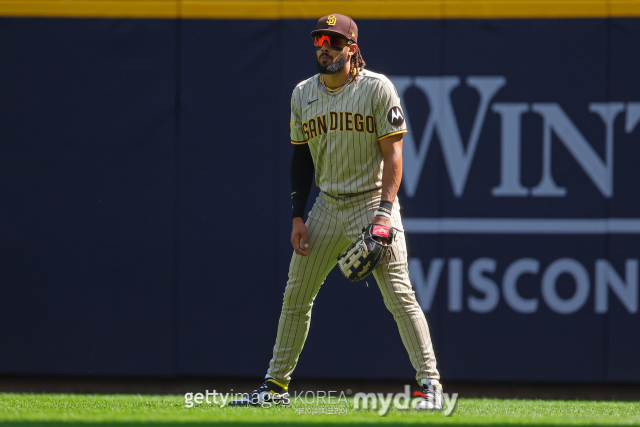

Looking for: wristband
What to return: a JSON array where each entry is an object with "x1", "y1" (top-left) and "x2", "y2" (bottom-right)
[
  {"x1": 379, "y1": 200, "x2": 393, "y2": 214},
  {"x1": 377, "y1": 207, "x2": 392, "y2": 215},
  {"x1": 375, "y1": 210, "x2": 391, "y2": 219}
]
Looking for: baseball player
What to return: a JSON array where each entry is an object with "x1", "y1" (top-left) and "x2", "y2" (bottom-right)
[{"x1": 229, "y1": 13, "x2": 442, "y2": 410}]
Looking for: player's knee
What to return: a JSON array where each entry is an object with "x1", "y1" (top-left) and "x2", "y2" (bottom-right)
[{"x1": 281, "y1": 302, "x2": 313, "y2": 316}]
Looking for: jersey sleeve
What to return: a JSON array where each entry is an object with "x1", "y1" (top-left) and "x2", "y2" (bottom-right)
[
  {"x1": 374, "y1": 79, "x2": 408, "y2": 141},
  {"x1": 290, "y1": 90, "x2": 308, "y2": 144}
]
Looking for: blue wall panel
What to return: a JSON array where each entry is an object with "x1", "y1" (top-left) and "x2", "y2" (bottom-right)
[
  {"x1": 176, "y1": 20, "x2": 283, "y2": 377},
  {"x1": 606, "y1": 18, "x2": 640, "y2": 383},
  {"x1": 434, "y1": 19, "x2": 608, "y2": 382},
  {"x1": 0, "y1": 18, "x2": 177, "y2": 375}
]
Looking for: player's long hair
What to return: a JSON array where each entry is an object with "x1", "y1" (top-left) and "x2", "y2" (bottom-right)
[{"x1": 351, "y1": 47, "x2": 366, "y2": 74}]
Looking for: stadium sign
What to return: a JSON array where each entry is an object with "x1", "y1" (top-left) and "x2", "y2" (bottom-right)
[{"x1": 389, "y1": 76, "x2": 639, "y2": 315}]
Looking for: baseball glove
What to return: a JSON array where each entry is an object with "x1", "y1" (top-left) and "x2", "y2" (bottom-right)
[{"x1": 337, "y1": 223, "x2": 396, "y2": 282}]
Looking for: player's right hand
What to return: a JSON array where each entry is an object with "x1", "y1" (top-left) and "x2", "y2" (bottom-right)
[{"x1": 291, "y1": 218, "x2": 310, "y2": 256}]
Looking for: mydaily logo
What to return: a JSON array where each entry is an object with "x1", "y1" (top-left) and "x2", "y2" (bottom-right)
[{"x1": 390, "y1": 76, "x2": 639, "y2": 199}]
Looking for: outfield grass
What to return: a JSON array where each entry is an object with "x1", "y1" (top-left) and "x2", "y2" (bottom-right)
[{"x1": 1, "y1": 393, "x2": 639, "y2": 426}]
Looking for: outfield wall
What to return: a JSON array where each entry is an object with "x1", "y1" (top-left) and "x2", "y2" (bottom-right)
[{"x1": 1, "y1": 1, "x2": 639, "y2": 383}]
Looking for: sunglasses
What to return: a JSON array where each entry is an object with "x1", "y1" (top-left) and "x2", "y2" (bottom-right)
[{"x1": 313, "y1": 34, "x2": 348, "y2": 50}]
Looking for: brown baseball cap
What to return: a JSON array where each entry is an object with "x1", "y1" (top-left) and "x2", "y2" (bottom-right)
[{"x1": 310, "y1": 14, "x2": 358, "y2": 43}]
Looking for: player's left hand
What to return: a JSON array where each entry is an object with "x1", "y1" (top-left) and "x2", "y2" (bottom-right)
[
  {"x1": 372, "y1": 215, "x2": 392, "y2": 243},
  {"x1": 372, "y1": 215, "x2": 392, "y2": 227}
]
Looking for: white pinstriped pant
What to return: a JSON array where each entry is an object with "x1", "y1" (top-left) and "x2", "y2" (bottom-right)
[{"x1": 267, "y1": 190, "x2": 440, "y2": 385}]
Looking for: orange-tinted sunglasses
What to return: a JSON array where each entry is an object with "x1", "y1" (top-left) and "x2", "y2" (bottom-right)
[{"x1": 313, "y1": 34, "x2": 348, "y2": 50}]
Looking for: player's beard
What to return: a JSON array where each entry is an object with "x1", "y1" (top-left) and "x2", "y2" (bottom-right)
[{"x1": 316, "y1": 51, "x2": 349, "y2": 74}]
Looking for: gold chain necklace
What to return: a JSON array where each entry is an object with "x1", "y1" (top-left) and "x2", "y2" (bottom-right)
[{"x1": 320, "y1": 71, "x2": 355, "y2": 93}]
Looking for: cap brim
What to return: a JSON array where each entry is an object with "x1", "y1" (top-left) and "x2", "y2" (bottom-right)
[{"x1": 310, "y1": 29, "x2": 356, "y2": 42}]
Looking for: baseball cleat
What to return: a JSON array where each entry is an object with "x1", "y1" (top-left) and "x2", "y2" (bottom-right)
[
  {"x1": 227, "y1": 377, "x2": 290, "y2": 407},
  {"x1": 414, "y1": 380, "x2": 443, "y2": 410}
]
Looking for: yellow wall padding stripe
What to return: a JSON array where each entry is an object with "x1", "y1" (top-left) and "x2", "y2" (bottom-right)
[
  {"x1": 1, "y1": 0, "x2": 640, "y2": 19},
  {"x1": 0, "y1": 1, "x2": 179, "y2": 18}
]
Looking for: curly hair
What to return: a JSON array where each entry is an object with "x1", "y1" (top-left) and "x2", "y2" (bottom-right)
[{"x1": 350, "y1": 46, "x2": 366, "y2": 73}]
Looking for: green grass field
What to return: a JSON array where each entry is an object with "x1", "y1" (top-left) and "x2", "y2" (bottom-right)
[{"x1": 1, "y1": 393, "x2": 639, "y2": 426}]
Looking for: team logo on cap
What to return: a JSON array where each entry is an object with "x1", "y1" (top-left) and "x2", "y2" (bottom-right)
[
  {"x1": 387, "y1": 106, "x2": 405, "y2": 126},
  {"x1": 327, "y1": 15, "x2": 337, "y2": 26}
]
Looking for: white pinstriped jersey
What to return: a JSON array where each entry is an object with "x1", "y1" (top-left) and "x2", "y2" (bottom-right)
[{"x1": 289, "y1": 69, "x2": 407, "y2": 196}]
